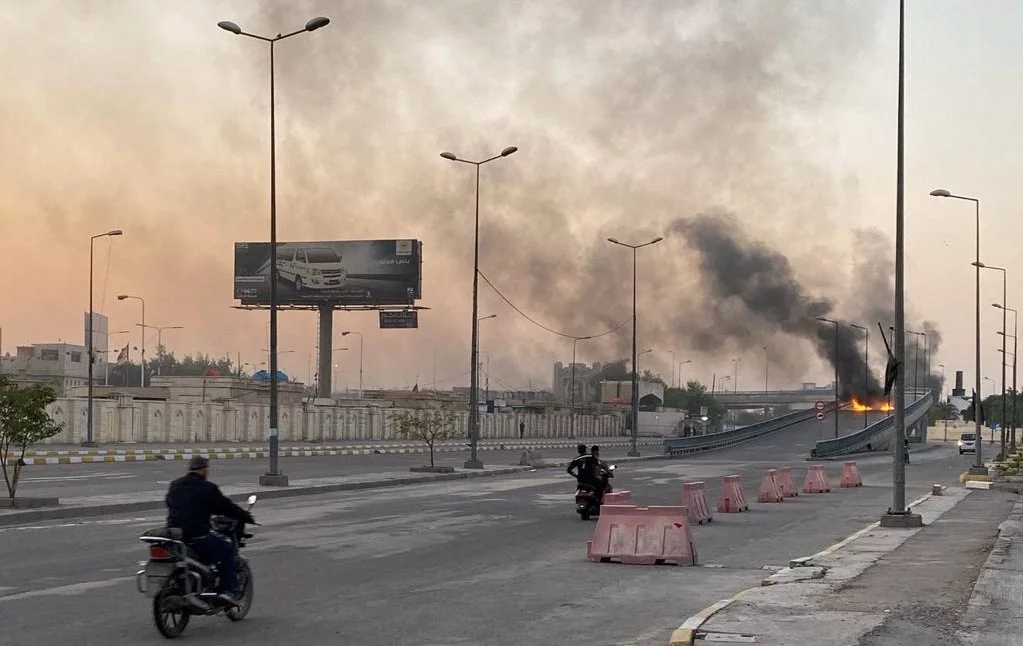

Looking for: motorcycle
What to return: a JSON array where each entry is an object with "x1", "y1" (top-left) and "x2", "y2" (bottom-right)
[
  {"x1": 575, "y1": 464, "x2": 616, "y2": 520},
  {"x1": 136, "y1": 494, "x2": 259, "y2": 639}
]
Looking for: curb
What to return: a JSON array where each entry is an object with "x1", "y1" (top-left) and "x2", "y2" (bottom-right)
[
  {"x1": 0, "y1": 452, "x2": 674, "y2": 528},
  {"x1": 665, "y1": 491, "x2": 937, "y2": 645},
  {"x1": 810, "y1": 442, "x2": 943, "y2": 462}
]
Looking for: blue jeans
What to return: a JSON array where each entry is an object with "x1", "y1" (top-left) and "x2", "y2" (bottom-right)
[{"x1": 190, "y1": 534, "x2": 237, "y2": 594}]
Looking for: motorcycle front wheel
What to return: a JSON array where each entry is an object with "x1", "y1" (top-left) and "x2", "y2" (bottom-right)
[
  {"x1": 226, "y1": 560, "x2": 254, "y2": 622},
  {"x1": 152, "y1": 578, "x2": 191, "y2": 639}
]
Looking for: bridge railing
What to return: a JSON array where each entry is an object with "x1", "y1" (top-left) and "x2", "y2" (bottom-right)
[
  {"x1": 813, "y1": 391, "x2": 934, "y2": 458},
  {"x1": 662, "y1": 402, "x2": 839, "y2": 456}
]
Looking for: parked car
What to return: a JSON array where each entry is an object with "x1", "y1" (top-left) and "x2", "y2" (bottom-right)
[{"x1": 958, "y1": 432, "x2": 977, "y2": 455}]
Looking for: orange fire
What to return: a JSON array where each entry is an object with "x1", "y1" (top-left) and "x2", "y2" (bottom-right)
[{"x1": 848, "y1": 398, "x2": 895, "y2": 413}]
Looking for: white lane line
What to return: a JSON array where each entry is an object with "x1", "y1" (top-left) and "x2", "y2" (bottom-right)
[{"x1": 0, "y1": 576, "x2": 132, "y2": 603}]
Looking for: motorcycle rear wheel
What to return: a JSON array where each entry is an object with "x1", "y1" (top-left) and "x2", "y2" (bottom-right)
[
  {"x1": 226, "y1": 560, "x2": 254, "y2": 622},
  {"x1": 152, "y1": 580, "x2": 191, "y2": 639}
]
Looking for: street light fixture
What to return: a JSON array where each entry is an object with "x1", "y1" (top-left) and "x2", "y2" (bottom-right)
[
  {"x1": 816, "y1": 316, "x2": 840, "y2": 439},
  {"x1": 996, "y1": 303, "x2": 1019, "y2": 450},
  {"x1": 138, "y1": 324, "x2": 184, "y2": 376},
  {"x1": 607, "y1": 236, "x2": 664, "y2": 456},
  {"x1": 849, "y1": 323, "x2": 869, "y2": 429},
  {"x1": 440, "y1": 146, "x2": 518, "y2": 469},
  {"x1": 931, "y1": 187, "x2": 985, "y2": 475},
  {"x1": 978, "y1": 263, "x2": 1009, "y2": 456},
  {"x1": 117, "y1": 294, "x2": 146, "y2": 388},
  {"x1": 219, "y1": 14, "x2": 330, "y2": 488},
  {"x1": 340, "y1": 331, "x2": 364, "y2": 398},
  {"x1": 679, "y1": 359, "x2": 692, "y2": 389},
  {"x1": 85, "y1": 229, "x2": 123, "y2": 446}
]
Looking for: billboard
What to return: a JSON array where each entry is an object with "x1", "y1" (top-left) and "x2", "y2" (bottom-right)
[
  {"x1": 234, "y1": 239, "x2": 422, "y2": 307},
  {"x1": 84, "y1": 311, "x2": 109, "y2": 360}
]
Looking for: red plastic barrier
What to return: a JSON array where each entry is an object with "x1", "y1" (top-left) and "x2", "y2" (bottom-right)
[
  {"x1": 586, "y1": 505, "x2": 698, "y2": 566},
  {"x1": 716, "y1": 475, "x2": 749, "y2": 513},
  {"x1": 776, "y1": 467, "x2": 798, "y2": 497},
  {"x1": 683, "y1": 481, "x2": 713, "y2": 525},
  {"x1": 802, "y1": 465, "x2": 831, "y2": 493},
  {"x1": 603, "y1": 490, "x2": 632, "y2": 504},
  {"x1": 758, "y1": 469, "x2": 784, "y2": 503},
  {"x1": 840, "y1": 461, "x2": 862, "y2": 488}
]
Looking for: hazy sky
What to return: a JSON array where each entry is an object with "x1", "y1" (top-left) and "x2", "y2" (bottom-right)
[{"x1": 1, "y1": 0, "x2": 1019, "y2": 395}]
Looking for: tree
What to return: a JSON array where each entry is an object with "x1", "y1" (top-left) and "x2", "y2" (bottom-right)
[
  {"x1": 0, "y1": 376, "x2": 63, "y2": 499},
  {"x1": 663, "y1": 380, "x2": 727, "y2": 427},
  {"x1": 391, "y1": 409, "x2": 460, "y2": 468}
]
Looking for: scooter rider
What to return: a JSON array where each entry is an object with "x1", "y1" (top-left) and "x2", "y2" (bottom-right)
[
  {"x1": 590, "y1": 445, "x2": 612, "y2": 502},
  {"x1": 567, "y1": 443, "x2": 590, "y2": 481},
  {"x1": 165, "y1": 456, "x2": 255, "y2": 607}
]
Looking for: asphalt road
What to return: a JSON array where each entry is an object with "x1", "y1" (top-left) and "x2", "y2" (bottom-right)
[{"x1": 0, "y1": 411, "x2": 966, "y2": 646}]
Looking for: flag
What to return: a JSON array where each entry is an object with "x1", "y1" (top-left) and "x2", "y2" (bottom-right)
[
  {"x1": 883, "y1": 355, "x2": 900, "y2": 397},
  {"x1": 115, "y1": 345, "x2": 129, "y2": 365}
]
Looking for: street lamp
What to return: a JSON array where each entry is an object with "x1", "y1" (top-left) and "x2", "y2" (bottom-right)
[
  {"x1": 440, "y1": 146, "x2": 518, "y2": 469},
  {"x1": 607, "y1": 236, "x2": 664, "y2": 456},
  {"x1": 816, "y1": 316, "x2": 840, "y2": 439},
  {"x1": 995, "y1": 303, "x2": 1019, "y2": 449},
  {"x1": 85, "y1": 229, "x2": 123, "y2": 446},
  {"x1": 679, "y1": 359, "x2": 692, "y2": 389},
  {"x1": 849, "y1": 323, "x2": 869, "y2": 429},
  {"x1": 907, "y1": 330, "x2": 924, "y2": 396},
  {"x1": 978, "y1": 263, "x2": 1008, "y2": 454},
  {"x1": 570, "y1": 335, "x2": 594, "y2": 439},
  {"x1": 732, "y1": 357, "x2": 741, "y2": 392},
  {"x1": 219, "y1": 14, "x2": 330, "y2": 488},
  {"x1": 340, "y1": 331, "x2": 364, "y2": 398},
  {"x1": 138, "y1": 324, "x2": 184, "y2": 376},
  {"x1": 116, "y1": 295, "x2": 146, "y2": 388},
  {"x1": 930, "y1": 187, "x2": 984, "y2": 474}
]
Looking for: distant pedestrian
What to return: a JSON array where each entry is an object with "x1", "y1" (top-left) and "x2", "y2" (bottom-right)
[
  {"x1": 904, "y1": 439, "x2": 910, "y2": 464},
  {"x1": 519, "y1": 421, "x2": 525, "y2": 439}
]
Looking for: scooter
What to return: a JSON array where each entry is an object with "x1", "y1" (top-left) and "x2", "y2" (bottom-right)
[{"x1": 575, "y1": 464, "x2": 616, "y2": 521}]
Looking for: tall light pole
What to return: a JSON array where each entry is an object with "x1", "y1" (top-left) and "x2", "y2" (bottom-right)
[
  {"x1": 908, "y1": 330, "x2": 923, "y2": 396},
  {"x1": 85, "y1": 230, "x2": 123, "y2": 446},
  {"x1": 930, "y1": 187, "x2": 985, "y2": 475},
  {"x1": 850, "y1": 323, "x2": 869, "y2": 429},
  {"x1": 139, "y1": 324, "x2": 184, "y2": 376},
  {"x1": 679, "y1": 359, "x2": 692, "y2": 389},
  {"x1": 440, "y1": 147, "x2": 518, "y2": 469},
  {"x1": 816, "y1": 316, "x2": 840, "y2": 439},
  {"x1": 476, "y1": 315, "x2": 497, "y2": 410},
  {"x1": 116, "y1": 294, "x2": 145, "y2": 388},
  {"x1": 762, "y1": 346, "x2": 769, "y2": 393},
  {"x1": 219, "y1": 14, "x2": 331, "y2": 487},
  {"x1": 996, "y1": 303, "x2": 1018, "y2": 450},
  {"x1": 978, "y1": 263, "x2": 1008, "y2": 455},
  {"x1": 570, "y1": 334, "x2": 594, "y2": 439},
  {"x1": 341, "y1": 331, "x2": 364, "y2": 398},
  {"x1": 732, "y1": 357, "x2": 741, "y2": 392},
  {"x1": 607, "y1": 236, "x2": 664, "y2": 456}
]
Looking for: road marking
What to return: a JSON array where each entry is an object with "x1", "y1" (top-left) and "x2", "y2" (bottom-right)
[{"x1": 0, "y1": 576, "x2": 132, "y2": 603}]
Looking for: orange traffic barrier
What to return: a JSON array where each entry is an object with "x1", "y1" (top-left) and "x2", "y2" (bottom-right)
[
  {"x1": 840, "y1": 461, "x2": 862, "y2": 488},
  {"x1": 758, "y1": 469, "x2": 784, "y2": 503},
  {"x1": 776, "y1": 467, "x2": 798, "y2": 497},
  {"x1": 586, "y1": 505, "x2": 698, "y2": 566},
  {"x1": 717, "y1": 475, "x2": 749, "y2": 513},
  {"x1": 603, "y1": 490, "x2": 632, "y2": 504},
  {"x1": 802, "y1": 465, "x2": 831, "y2": 493},
  {"x1": 683, "y1": 481, "x2": 713, "y2": 525}
]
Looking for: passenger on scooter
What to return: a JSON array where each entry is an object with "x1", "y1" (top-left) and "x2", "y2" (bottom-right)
[
  {"x1": 590, "y1": 445, "x2": 611, "y2": 502},
  {"x1": 568, "y1": 444, "x2": 603, "y2": 497}
]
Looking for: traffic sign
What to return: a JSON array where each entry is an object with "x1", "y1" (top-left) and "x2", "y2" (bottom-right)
[
  {"x1": 815, "y1": 411, "x2": 826, "y2": 421},
  {"x1": 814, "y1": 401, "x2": 826, "y2": 412}
]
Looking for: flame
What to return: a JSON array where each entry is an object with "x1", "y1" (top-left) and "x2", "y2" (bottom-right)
[
  {"x1": 849, "y1": 397, "x2": 871, "y2": 413},
  {"x1": 878, "y1": 401, "x2": 894, "y2": 412},
  {"x1": 846, "y1": 398, "x2": 895, "y2": 413}
]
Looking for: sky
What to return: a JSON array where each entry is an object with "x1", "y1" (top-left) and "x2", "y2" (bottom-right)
[{"x1": 1, "y1": 0, "x2": 1020, "y2": 396}]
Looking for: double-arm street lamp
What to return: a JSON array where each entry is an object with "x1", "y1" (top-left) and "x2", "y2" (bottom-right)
[
  {"x1": 85, "y1": 229, "x2": 123, "y2": 446},
  {"x1": 117, "y1": 294, "x2": 146, "y2": 388},
  {"x1": 815, "y1": 316, "x2": 840, "y2": 439}
]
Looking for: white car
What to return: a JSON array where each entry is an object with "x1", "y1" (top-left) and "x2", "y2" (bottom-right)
[
  {"x1": 958, "y1": 432, "x2": 977, "y2": 455},
  {"x1": 277, "y1": 247, "x2": 347, "y2": 292}
]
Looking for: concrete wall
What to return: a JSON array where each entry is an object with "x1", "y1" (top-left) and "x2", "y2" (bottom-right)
[{"x1": 41, "y1": 397, "x2": 625, "y2": 444}]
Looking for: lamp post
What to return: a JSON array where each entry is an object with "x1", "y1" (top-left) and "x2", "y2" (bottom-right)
[
  {"x1": 570, "y1": 335, "x2": 594, "y2": 439},
  {"x1": 931, "y1": 187, "x2": 984, "y2": 475},
  {"x1": 138, "y1": 324, "x2": 184, "y2": 377},
  {"x1": 607, "y1": 236, "x2": 664, "y2": 456},
  {"x1": 762, "y1": 346, "x2": 769, "y2": 393},
  {"x1": 340, "y1": 331, "x2": 364, "y2": 398},
  {"x1": 219, "y1": 14, "x2": 330, "y2": 487},
  {"x1": 440, "y1": 147, "x2": 518, "y2": 469},
  {"x1": 939, "y1": 363, "x2": 947, "y2": 440},
  {"x1": 996, "y1": 303, "x2": 1018, "y2": 450},
  {"x1": 732, "y1": 357, "x2": 741, "y2": 392},
  {"x1": 476, "y1": 315, "x2": 497, "y2": 412},
  {"x1": 908, "y1": 330, "x2": 923, "y2": 396},
  {"x1": 850, "y1": 323, "x2": 869, "y2": 429},
  {"x1": 679, "y1": 359, "x2": 692, "y2": 389},
  {"x1": 978, "y1": 264, "x2": 1008, "y2": 455},
  {"x1": 816, "y1": 316, "x2": 840, "y2": 439},
  {"x1": 116, "y1": 295, "x2": 146, "y2": 388},
  {"x1": 85, "y1": 229, "x2": 123, "y2": 446}
]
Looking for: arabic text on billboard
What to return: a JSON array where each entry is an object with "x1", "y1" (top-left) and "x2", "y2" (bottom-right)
[{"x1": 234, "y1": 240, "x2": 422, "y2": 307}]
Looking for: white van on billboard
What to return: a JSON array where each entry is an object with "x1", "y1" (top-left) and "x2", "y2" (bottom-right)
[{"x1": 276, "y1": 245, "x2": 347, "y2": 292}]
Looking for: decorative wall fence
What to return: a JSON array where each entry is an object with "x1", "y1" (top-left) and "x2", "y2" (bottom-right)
[{"x1": 42, "y1": 397, "x2": 625, "y2": 445}]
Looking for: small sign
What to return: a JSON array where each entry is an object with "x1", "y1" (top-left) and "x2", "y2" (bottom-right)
[
  {"x1": 814, "y1": 401, "x2": 826, "y2": 412},
  {"x1": 815, "y1": 411, "x2": 826, "y2": 421},
  {"x1": 380, "y1": 310, "x2": 418, "y2": 329}
]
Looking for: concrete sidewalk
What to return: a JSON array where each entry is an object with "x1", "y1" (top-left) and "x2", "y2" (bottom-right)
[{"x1": 669, "y1": 486, "x2": 1018, "y2": 645}]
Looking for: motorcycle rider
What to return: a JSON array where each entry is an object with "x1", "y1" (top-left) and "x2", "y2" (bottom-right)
[
  {"x1": 590, "y1": 445, "x2": 612, "y2": 502},
  {"x1": 567, "y1": 443, "x2": 590, "y2": 481},
  {"x1": 165, "y1": 456, "x2": 255, "y2": 606}
]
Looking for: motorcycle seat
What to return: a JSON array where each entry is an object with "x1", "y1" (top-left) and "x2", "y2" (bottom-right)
[{"x1": 143, "y1": 526, "x2": 184, "y2": 541}]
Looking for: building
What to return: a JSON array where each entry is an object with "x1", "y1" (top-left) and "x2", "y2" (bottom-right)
[
  {"x1": 0, "y1": 342, "x2": 92, "y2": 395},
  {"x1": 599, "y1": 380, "x2": 665, "y2": 408},
  {"x1": 552, "y1": 361, "x2": 604, "y2": 402}
]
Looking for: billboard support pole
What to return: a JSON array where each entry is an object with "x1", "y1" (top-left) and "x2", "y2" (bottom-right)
[{"x1": 317, "y1": 305, "x2": 333, "y2": 398}]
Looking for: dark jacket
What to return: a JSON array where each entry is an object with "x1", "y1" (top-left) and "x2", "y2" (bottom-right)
[{"x1": 166, "y1": 472, "x2": 253, "y2": 540}]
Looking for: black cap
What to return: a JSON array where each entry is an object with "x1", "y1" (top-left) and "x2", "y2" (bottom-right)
[{"x1": 188, "y1": 456, "x2": 210, "y2": 471}]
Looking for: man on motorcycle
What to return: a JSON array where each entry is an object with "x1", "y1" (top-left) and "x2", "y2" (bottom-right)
[
  {"x1": 567, "y1": 443, "x2": 590, "y2": 481},
  {"x1": 590, "y1": 445, "x2": 612, "y2": 502},
  {"x1": 165, "y1": 456, "x2": 255, "y2": 606}
]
